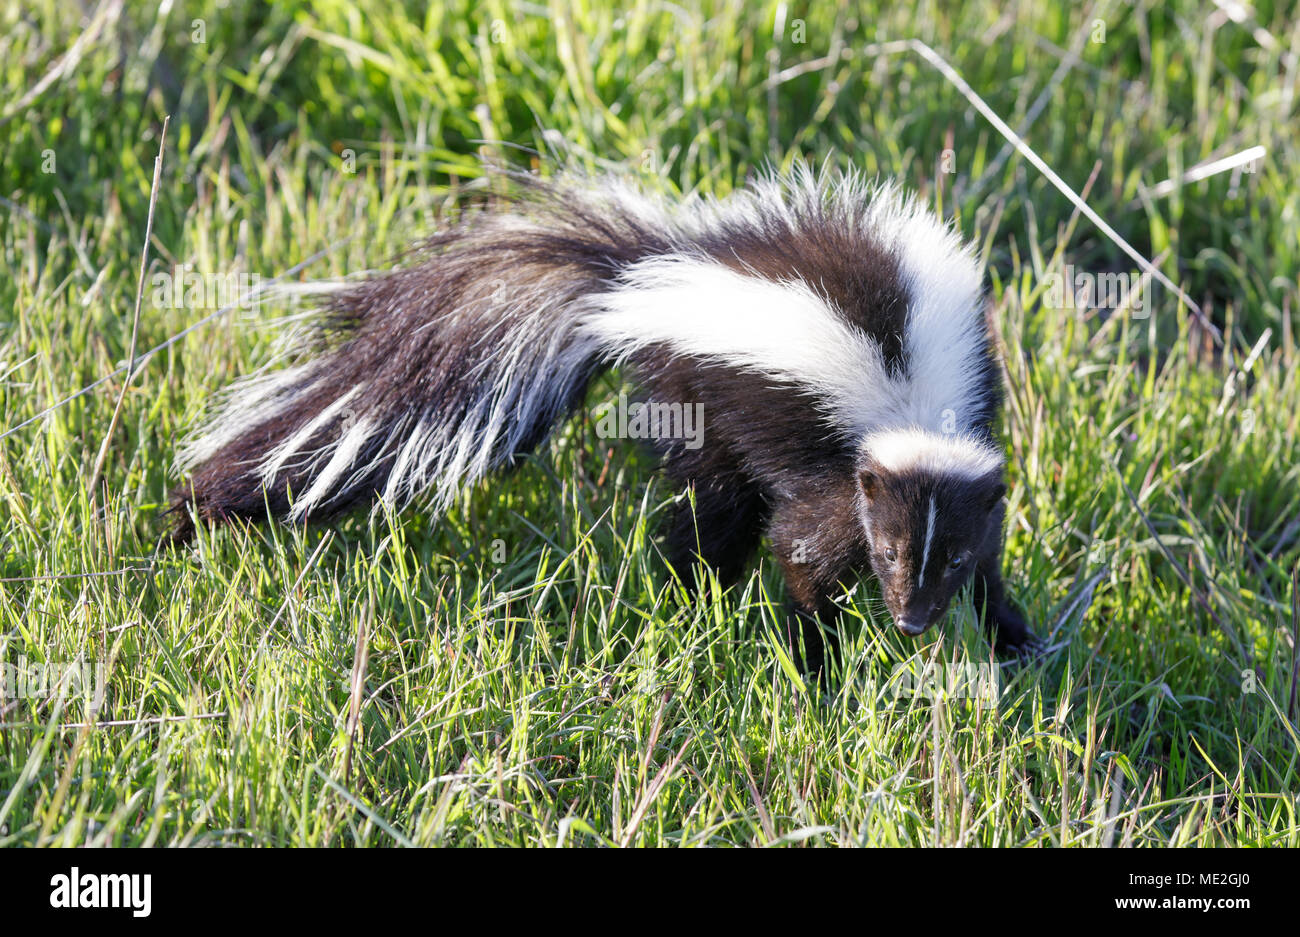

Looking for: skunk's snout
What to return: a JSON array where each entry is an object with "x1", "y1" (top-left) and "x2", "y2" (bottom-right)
[
  {"x1": 891, "y1": 599, "x2": 945, "y2": 638},
  {"x1": 894, "y1": 616, "x2": 931, "y2": 637}
]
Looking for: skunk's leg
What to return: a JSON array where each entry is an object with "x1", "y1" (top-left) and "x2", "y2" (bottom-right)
[
  {"x1": 768, "y1": 482, "x2": 869, "y2": 677},
  {"x1": 664, "y1": 478, "x2": 767, "y2": 590},
  {"x1": 972, "y1": 503, "x2": 1035, "y2": 653}
]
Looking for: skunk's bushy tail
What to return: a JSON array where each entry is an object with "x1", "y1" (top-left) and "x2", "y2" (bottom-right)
[{"x1": 171, "y1": 176, "x2": 671, "y2": 539}]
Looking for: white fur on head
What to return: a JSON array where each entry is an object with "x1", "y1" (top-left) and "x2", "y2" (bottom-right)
[{"x1": 862, "y1": 427, "x2": 1003, "y2": 479}]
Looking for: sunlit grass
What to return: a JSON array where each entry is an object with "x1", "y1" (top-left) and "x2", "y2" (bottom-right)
[{"x1": 0, "y1": 0, "x2": 1297, "y2": 845}]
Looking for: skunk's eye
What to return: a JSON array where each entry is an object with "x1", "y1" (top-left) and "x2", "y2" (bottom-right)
[
  {"x1": 884, "y1": 547, "x2": 897, "y2": 563},
  {"x1": 948, "y1": 556, "x2": 965, "y2": 571}
]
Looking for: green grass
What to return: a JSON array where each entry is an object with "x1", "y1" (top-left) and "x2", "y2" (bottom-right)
[{"x1": 1, "y1": 0, "x2": 1298, "y2": 846}]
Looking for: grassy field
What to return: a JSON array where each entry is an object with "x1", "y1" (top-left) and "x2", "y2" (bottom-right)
[{"x1": 1, "y1": 0, "x2": 1298, "y2": 846}]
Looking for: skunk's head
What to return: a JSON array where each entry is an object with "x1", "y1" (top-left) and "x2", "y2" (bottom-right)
[{"x1": 856, "y1": 429, "x2": 1006, "y2": 638}]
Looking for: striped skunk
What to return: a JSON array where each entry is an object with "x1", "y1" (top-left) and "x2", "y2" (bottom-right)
[{"x1": 172, "y1": 163, "x2": 1035, "y2": 671}]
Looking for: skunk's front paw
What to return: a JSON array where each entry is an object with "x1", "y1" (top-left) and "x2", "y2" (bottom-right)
[
  {"x1": 989, "y1": 603, "x2": 1038, "y2": 656},
  {"x1": 1006, "y1": 632, "x2": 1046, "y2": 659}
]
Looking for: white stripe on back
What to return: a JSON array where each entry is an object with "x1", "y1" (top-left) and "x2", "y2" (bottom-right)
[{"x1": 582, "y1": 172, "x2": 993, "y2": 440}]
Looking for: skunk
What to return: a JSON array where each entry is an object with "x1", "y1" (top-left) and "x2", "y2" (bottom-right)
[{"x1": 173, "y1": 164, "x2": 1034, "y2": 670}]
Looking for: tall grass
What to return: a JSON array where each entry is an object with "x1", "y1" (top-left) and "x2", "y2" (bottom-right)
[{"x1": 0, "y1": 0, "x2": 1297, "y2": 845}]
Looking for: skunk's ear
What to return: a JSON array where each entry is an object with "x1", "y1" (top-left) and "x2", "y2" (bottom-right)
[
  {"x1": 858, "y1": 468, "x2": 878, "y2": 501},
  {"x1": 985, "y1": 482, "x2": 1006, "y2": 512}
]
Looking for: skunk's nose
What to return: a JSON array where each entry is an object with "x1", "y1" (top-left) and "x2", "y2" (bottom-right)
[{"x1": 895, "y1": 617, "x2": 929, "y2": 637}]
